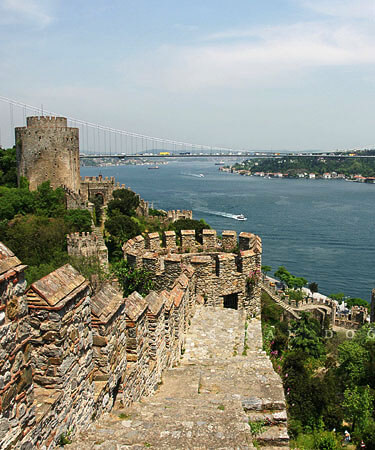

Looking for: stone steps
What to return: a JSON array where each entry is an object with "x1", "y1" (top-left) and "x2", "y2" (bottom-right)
[{"x1": 71, "y1": 306, "x2": 288, "y2": 449}]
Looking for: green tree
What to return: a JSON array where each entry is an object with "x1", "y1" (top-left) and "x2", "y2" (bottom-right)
[
  {"x1": 64, "y1": 209, "x2": 92, "y2": 232},
  {"x1": 34, "y1": 181, "x2": 66, "y2": 217},
  {"x1": 345, "y1": 297, "x2": 369, "y2": 310},
  {"x1": 69, "y1": 255, "x2": 109, "y2": 293},
  {"x1": 343, "y1": 385, "x2": 373, "y2": 433},
  {"x1": 289, "y1": 312, "x2": 325, "y2": 359},
  {"x1": 105, "y1": 212, "x2": 141, "y2": 242},
  {"x1": 274, "y1": 266, "x2": 291, "y2": 285},
  {"x1": 3, "y1": 215, "x2": 68, "y2": 268},
  {"x1": 0, "y1": 186, "x2": 35, "y2": 220},
  {"x1": 107, "y1": 188, "x2": 140, "y2": 217},
  {"x1": 329, "y1": 292, "x2": 346, "y2": 303},
  {"x1": 291, "y1": 276, "x2": 307, "y2": 290},
  {"x1": 282, "y1": 349, "x2": 324, "y2": 432},
  {"x1": 308, "y1": 282, "x2": 319, "y2": 294},
  {"x1": 90, "y1": 195, "x2": 103, "y2": 225},
  {"x1": 337, "y1": 340, "x2": 369, "y2": 386},
  {"x1": 361, "y1": 420, "x2": 375, "y2": 450},
  {"x1": 261, "y1": 265, "x2": 272, "y2": 277},
  {"x1": 169, "y1": 218, "x2": 211, "y2": 244},
  {"x1": 0, "y1": 147, "x2": 17, "y2": 187},
  {"x1": 111, "y1": 259, "x2": 153, "y2": 297}
]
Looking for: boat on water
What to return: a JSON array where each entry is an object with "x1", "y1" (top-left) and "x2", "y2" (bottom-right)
[
  {"x1": 199, "y1": 173, "x2": 204, "y2": 177},
  {"x1": 215, "y1": 161, "x2": 225, "y2": 165},
  {"x1": 148, "y1": 166, "x2": 159, "y2": 170},
  {"x1": 235, "y1": 214, "x2": 247, "y2": 221}
]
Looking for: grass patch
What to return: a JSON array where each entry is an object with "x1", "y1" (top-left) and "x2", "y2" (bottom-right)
[{"x1": 248, "y1": 420, "x2": 265, "y2": 436}]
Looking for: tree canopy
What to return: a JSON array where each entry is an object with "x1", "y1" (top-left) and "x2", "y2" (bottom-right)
[
  {"x1": 289, "y1": 312, "x2": 326, "y2": 359},
  {"x1": 274, "y1": 266, "x2": 307, "y2": 289},
  {"x1": 111, "y1": 259, "x2": 153, "y2": 297},
  {"x1": 107, "y1": 188, "x2": 140, "y2": 217},
  {"x1": 168, "y1": 218, "x2": 211, "y2": 244},
  {"x1": 0, "y1": 147, "x2": 17, "y2": 187}
]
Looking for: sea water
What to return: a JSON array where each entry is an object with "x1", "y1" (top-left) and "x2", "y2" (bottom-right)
[{"x1": 82, "y1": 159, "x2": 375, "y2": 301}]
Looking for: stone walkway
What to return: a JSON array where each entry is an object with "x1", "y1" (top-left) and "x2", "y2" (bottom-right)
[{"x1": 71, "y1": 307, "x2": 288, "y2": 449}]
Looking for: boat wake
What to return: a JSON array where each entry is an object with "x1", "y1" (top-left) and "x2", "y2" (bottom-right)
[
  {"x1": 195, "y1": 208, "x2": 247, "y2": 220},
  {"x1": 181, "y1": 172, "x2": 205, "y2": 178}
]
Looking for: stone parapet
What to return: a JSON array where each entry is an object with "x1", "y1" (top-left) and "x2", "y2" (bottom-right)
[
  {"x1": 222, "y1": 230, "x2": 237, "y2": 250},
  {"x1": 123, "y1": 229, "x2": 263, "y2": 317},
  {"x1": 0, "y1": 240, "x2": 199, "y2": 449},
  {"x1": 67, "y1": 230, "x2": 108, "y2": 267}
]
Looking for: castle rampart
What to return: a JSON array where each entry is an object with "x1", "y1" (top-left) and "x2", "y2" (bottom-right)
[
  {"x1": 16, "y1": 116, "x2": 81, "y2": 193},
  {"x1": 262, "y1": 278, "x2": 368, "y2": 329},
  {"x1": 0, "y1": 242, "x2": 200, "y2": 449},
  {"x1": 123, "y1": 229, "x2": 262, "y2": 317},
  {"x1": 67, "y1": 230, "x2": 108, "y2": 267}
]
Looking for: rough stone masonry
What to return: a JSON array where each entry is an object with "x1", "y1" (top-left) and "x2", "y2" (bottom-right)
[{"x1": 0, "y1": 223, "x2": 287, "y2": 449}]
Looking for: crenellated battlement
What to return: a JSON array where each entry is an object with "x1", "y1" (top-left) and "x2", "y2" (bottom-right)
[
  {"x1": 123, "y1": 229, "x2": 262, "y2": 316},
  {"x1": 81, "y1": 175, "x2": 116, "y2": 184},
  {"x1": 26, "y1": 116, "x2": 68, "y2": 128},
  {"x1": 124, "y1": 229, "x2": 262, "y2": 255},
  {"x1": 166, "y1": 209, "x2": 193, "y2": 222},
  {"x1": 67, "y1": 230, "x2": 108, "y2": 267},
  {"x1": 16, "y1": 116, "x2": 81, "y2": 193},
  {"x1": 0, "y1": 239, "x2": 202, "y2": 449}
]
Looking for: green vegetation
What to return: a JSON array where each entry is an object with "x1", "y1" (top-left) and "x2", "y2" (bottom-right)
[
  {"x1": 104, "y1": 188, "x2": 142, "y2": 261},
  {"x1": 0, "y1": 147, "x2": 17, "y2": 187},
  {"x1": 330, "y1": 292, "x2": 369, "y2": 310},
  {"x1": 111, "y1": 259, "x2": 154, "y2": 297},
  {"x1": 168, "y1": 218, "x2": 211, "y2": 244},
  {"x1": 274, "y1": 266, "x2": 307, "y2": 290},
  {"x1": 90, "y1": 195, "x2": 103, "y2": 226},
  {"x1": 248, "y1": 420, "x2": 265, "y2": 436},
  {"x1": 261, "y1": 291, "x2": 375, "y2": 447},
  {"x1": 149, "y1": 208, "x2": 167, "y2": 217},
  {"x1": 261, "y1": 265, "x2": 271, "y2": 276},
  {"x1": 234, "y1": 155, "x2": 375, "y2": 177},
  {"x1": 58, "y1": 430, "x2": 72, "y2": 446},
  {"x1": 0, "y1": 178, "x2": 93, "y2": 284}
]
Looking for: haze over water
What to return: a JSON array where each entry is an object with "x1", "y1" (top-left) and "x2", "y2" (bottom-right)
[{"x1": 82, "y1": 159, "x2": 375, "y2": 301}]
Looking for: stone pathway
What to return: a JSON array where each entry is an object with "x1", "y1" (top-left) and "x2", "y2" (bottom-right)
[{"x1": 71, "y1": 306, "x2": 288, "y2": 449}]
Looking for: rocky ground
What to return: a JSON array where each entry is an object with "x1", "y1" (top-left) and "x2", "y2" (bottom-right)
[{"x1": 70, "y1": 306, "x2": 288, "y2": 449}]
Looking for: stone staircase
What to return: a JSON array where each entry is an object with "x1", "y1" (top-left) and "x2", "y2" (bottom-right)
[
  {"x1": 261, "y1": 282, "x2": 300, "y2": 320},
  {"x1": 71, "y1": 307, "x2": 289, "y2": 449}
]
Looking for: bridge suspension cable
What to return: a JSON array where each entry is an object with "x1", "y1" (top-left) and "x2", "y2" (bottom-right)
[{"x1": 0, "y1": 95, "x2": 237, "y2": 155}]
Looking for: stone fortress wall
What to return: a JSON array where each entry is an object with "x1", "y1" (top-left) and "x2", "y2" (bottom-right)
[
  {"x1": 67, "y1": 230, "x2": 108, "y2": 268},
  {"x1": 263, "y1": 278, "x2": 368, "y2": 329},
  {"x1": 16, "y1": 117, "x2": 81, "y2": 193},
  {"x1": 0, "y1": 241, "x2": 205, "y2": 449},
  {"x1": 15, "y1": 116, "x2": 193, "y2": 224},
  {"x1": 123, "y1": 229, "x2": 263, "y2": 317}
]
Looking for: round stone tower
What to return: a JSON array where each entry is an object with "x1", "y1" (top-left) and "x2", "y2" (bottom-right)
[{"x1": 16, "y1": 116, "x2": 80, "y2": 192}]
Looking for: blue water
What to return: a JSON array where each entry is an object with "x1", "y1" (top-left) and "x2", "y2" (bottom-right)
[{"x1": 82, "y1": 159, "x2": 375, "y2": 301}]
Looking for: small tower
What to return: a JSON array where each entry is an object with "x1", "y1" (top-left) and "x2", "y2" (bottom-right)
[{"x1": 16, "y1": 116, "x2": 80, "y2": 192}]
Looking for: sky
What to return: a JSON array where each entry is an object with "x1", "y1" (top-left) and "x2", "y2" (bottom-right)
[{"x1": 1, "y1": 0, "x2": 375, "y2": 150}]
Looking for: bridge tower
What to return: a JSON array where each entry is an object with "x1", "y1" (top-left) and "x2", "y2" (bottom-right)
[{"x1": 15, "y1": 116, "x2": 81, "y2": 193}]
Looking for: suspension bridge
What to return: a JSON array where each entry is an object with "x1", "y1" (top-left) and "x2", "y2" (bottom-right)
[
  {"x1": 0, "y1": 95, "x2": 245, "y2": 158},
  {"x1": 0, "y1": 95, "x2": 373, "y2": 159}
]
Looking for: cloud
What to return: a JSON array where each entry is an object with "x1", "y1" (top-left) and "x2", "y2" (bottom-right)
[
  {"x1": 128, "y1": 20, "x2": 375, "y2": 91},
  {"x1": 298, "y1": 0, "x2": 375, "y2": 19},
  {"x1": 173, "y1": 23, "x2": 198, "y2": 32},
  {"x1": 0, "y1": 0, "x2": 53, "y2": 27}
]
